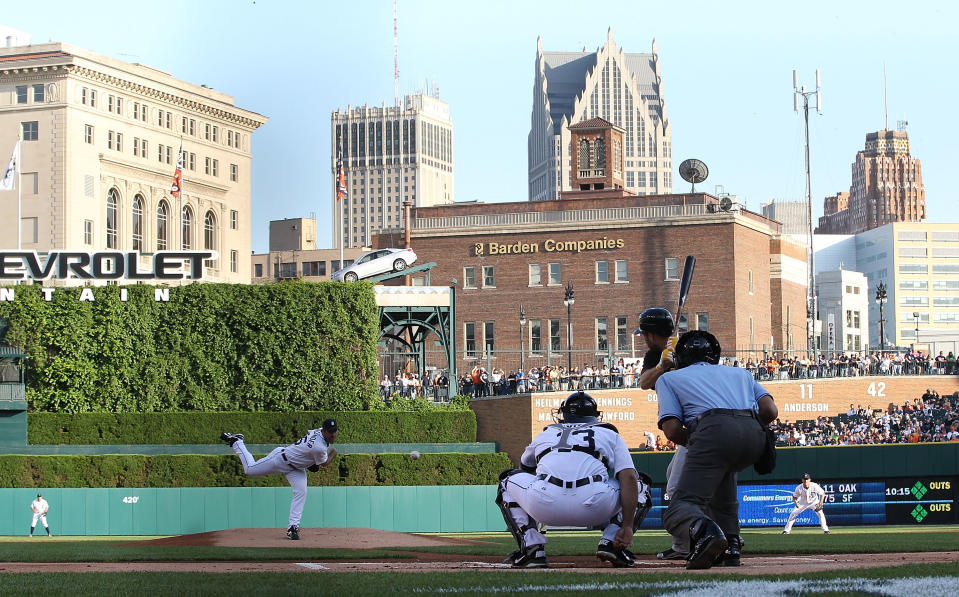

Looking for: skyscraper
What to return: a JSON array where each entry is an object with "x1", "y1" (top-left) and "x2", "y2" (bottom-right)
[
  {"x1": 331, "y1": 93, "x2": 453, "y2": 249},
  {"x1": 816, "y1": 129, "x2": 925, "y2": 234},
  {"x1": 528, "y1": 29, "x2": 672, "y2": 202}
]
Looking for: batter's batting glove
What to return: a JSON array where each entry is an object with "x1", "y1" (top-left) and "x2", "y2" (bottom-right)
[{"x1": 661, "y1": 337, "x2": 678, "y2": 368}]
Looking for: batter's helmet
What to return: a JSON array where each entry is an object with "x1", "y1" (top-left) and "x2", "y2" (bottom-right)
[
  {"x1": 635, "y1": 308, "x2": 674, "y2": 336},
  {"x1": 675, "y1": 330, "x2": 721, "y2": 368},
  {"x1": 556, "y1": 391, "x2": 601, "y2": 423}
]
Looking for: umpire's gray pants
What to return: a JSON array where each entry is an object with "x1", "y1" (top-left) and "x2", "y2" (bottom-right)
[
  {"x1": 665, "y1": 445, "x2": 688, "y2": 553},
  {"x1": 662, "y1": 412, "x2": 766, "y2": 541}
]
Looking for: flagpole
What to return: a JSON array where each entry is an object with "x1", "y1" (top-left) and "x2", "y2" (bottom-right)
[{"x1": 16, "y1": 140, "x2": 22, "y2": 251}]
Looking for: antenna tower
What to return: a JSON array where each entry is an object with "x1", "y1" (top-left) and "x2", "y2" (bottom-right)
[{"x1": 393, "y1": 0, "x2": 399, "y2": 107}]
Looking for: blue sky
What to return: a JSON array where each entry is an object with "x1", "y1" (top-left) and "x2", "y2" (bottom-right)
[{"x1": 10, "y1": 0, "x2": 957, "y2": 252}]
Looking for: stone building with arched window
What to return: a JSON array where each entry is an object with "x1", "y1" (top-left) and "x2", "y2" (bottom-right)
[{"x1": 0, "y1": 40, "x2": 267, "y2": 284}]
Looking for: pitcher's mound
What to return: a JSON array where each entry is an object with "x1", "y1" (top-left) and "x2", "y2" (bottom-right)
[{"x1": 131, "y1": 527, "x2": 492, "y2": 549}]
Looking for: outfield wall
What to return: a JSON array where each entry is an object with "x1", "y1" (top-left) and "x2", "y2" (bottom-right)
[{"x1": 0, "y1": 486, "x2": 502, "y2": 536}]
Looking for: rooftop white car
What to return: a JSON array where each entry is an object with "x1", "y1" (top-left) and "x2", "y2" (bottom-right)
[{"x1": 331, "y1": 247, "x2": 417, "y2": 282}]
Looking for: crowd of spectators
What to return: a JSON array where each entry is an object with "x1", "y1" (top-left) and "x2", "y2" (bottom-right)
[
  {"x1": 379, "y1": 370, "x2": 451, "y2": 402},
  {"x1": 739, "y1": 350, "x2": 958, "y2": 380},
  {"x1": 457, "y1": 361, "x2": 646, "y2": 397},
  {"x1": 770, "y1": 390, "x2": 959, "y2": 446}
]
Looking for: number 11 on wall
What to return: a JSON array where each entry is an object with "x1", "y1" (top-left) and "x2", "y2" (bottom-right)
[{"x1": 799, "y1": 384, "x2": 813, "y2": 400}]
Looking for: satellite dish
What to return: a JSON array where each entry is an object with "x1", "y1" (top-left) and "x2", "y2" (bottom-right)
[
  {"x1": 720, "y1": 196, "x2": 733, "y2": 211},
  {"x1": 679, "y1": 159, "x2": 709, "y2": 192}
]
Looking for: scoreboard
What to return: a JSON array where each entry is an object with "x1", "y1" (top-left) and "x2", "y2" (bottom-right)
[
  {"x1": 736, "y1": 476, "x2": 957, "y2": 527},
  {"x1": 642, "y1": 476, "x2": 955, "y2": 528}
]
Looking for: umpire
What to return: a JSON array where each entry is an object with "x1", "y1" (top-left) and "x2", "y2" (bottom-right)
[{"x1": 655, "y1": 331, "x2": 778, "y2": 570}]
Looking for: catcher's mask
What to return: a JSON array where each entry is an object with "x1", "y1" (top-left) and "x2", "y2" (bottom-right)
[
  {"x1": 675, "y1": 330, "x2": 722, "y2": 368},
  {"x1": 554, "y1": 391, "x2": 601, "y2": 424}
]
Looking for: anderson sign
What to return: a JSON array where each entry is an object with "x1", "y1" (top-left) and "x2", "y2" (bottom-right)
[
  {"x1": 0, "y1": 251, "x2": 215, "y2": 281},
  {"x1": 474, "y1": 237, "x2": 625, "y2": 256}
]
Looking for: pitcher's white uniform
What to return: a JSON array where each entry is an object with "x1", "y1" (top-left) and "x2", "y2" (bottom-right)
[
  {"x1": 231, "y1": 429, "x2": 332, "y2": 527},
  {"x1": 499, "y1": 421, "x2": 645, "y2": 547},
  {"x1": 783, "y1": 479, "x2": 829, "y2": 533}
]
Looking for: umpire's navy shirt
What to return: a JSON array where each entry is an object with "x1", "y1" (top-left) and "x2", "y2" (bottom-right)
[{"x1": 655, "y1": 362, "x2": 771, "y2": 428}]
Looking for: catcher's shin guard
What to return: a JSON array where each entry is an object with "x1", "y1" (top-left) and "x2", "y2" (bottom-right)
[
  {"x1": 633, "y1": 472, "x2": 653, "y2": 531},
  {"x1": 496, "y1": 469, "x2": 536, "y2": 553}
]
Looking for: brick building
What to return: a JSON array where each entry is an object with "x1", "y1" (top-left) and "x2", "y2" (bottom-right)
[
  {"x1": 816, "y1": 129, "x2": 925, "y2": 235},
  {"x1": 375, "y1": 192, "x2": 808, "y2": 375}
]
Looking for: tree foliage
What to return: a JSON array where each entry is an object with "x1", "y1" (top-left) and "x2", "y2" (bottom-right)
[{"x1": 0, "y1": 282, "x2": 379, "y2": 412}]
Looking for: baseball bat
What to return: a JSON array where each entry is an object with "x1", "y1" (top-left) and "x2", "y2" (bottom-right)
[{"x1": 675, "y1": 255, "x2": 696, "y2": 329}]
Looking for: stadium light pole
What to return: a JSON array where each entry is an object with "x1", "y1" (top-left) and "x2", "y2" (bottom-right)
[
  {"x1": 875, "y1": 282, "x2": 887, "y2": 354},
  {"x1": 794, "y1": 69, "x2": 822, "y2": 363},
  {"x1": 913, "y1": 311, "x2": 920, "y2": 353},
  {"x1": 563, "y1": 283, "x2": 575, "y2": 372},
  {"x1": 519, "y1": 305, "x2": 527, "y2": 376}
]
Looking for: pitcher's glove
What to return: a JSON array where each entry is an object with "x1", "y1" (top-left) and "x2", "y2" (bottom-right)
[{"x1": 307, "y1": 464, "x2": 320, "y2": 473}]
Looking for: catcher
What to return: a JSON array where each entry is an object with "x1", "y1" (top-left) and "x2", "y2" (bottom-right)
[
  {"x1": 782, "y1": 473, "x2": 830, "y2": 534},
  {"x1": 495, "y1": 391, "x2": 652, "y2": 568},
  {"x1": 221, "y1": 419, "x2": 339, "y2": 540}
]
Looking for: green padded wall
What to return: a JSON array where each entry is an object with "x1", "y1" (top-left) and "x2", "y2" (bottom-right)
[
  {"x1": 631, "y1": 442, "x2": 959, "y2": 483},
  {"x1": 0, "y1": 485, "x2": 501, "y2": 536}
]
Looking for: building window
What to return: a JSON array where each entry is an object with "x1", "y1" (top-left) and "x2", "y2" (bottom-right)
[
  {"x1": 230, "y1": 164, "x2": 238, "y2": 182},
  {"x1": 115, "y1": 133, "x2": 122, "y2": 152},
  {"x1": 182, "y1": 116, "x2": 188, "y2": 134},
  {"x1": 696, "y1": 312, "x2": 709, "y2": 332},
  {"x1": 748, "y1": 269, "x2": 754, "y2": 294},
  {"x1": 678, "y1": 314, "x2": 689, "y2": 334},
  {"x1": 484, "y1": 322, "x2": 495, "y2": 355},
  {"x1": 579, "y1": 139, "x2": 591, "y2": 169},
  {"x1": 254, "y1": 263, "x2": 263, "y2": 278},
  {"x1": 204, "y1": 210, "x2": 217, "y2": 257},
  {"x1": 549, "y1": 319, "x2": 561, "y2": 351},
  {"x1": 181, "y1": 206, "x2": 194, "y2": 250},
  {"x1": 157, "y1": 200, "x2": 169, "y2": 250},
  {"x1": 464, "y1": 266, "x2": 476, "y2": 288},
  {"x1": 530, "y1": 319, "x2": 542, "y2": 353},
  {"x1": 89, "y1": 89, "x2": 97, "y2": 107},
  {"x1": 189, "y1": 153, "x2": 196, "y2": 171},
  {"x1": 230, "y1": 210, "x2": 238, "y2": 230},
  {"x1": 548, "y1": 262, "x2": 562, "y2": 285},
  {"x1": 131, "y1": 194, "x2": 144, "y2": 251},
  {"x1": 21, "y1": 121, "x2": 38, "y2": 141},
  {"x1": 616, "y1": 315, "x2": 629, "y2": 351},
  {"x1": 596, "y1": 260, "x2": 609, "y2": 283},
  {"x1": 84, "y1": 220, "x2": 93, "y2": 245},
  {"x1": 84, "y1": 124, "x2": 94, "y2": 144},
  {"x1": 205, "y1": 123, "x2": 211, "y2": 140},
  {"x1": 529, "y1": 263, "x2": 542, "y2": 286},
  {"x1": 16, "y1": 86, "x2": 27, "y2": 104},
  {"x1": 664, "y1": 257, "x2": 679, "y2": 280},
  {"x1": 33, "y1": 84, "x2": 44, "y2": 103},
  {"x1": 483, "y1": 265, "x2": 495, "y2": 288},
  {"x1": 212, "y1": 159, "x2": 219, "y2": 177},
  {"x1": 465, "y1": 322, "x2": 476, "y2": 357},
  {"x1": 596, "y1": 317, "x2": 608, "y2": 351},
  {"x1": 212, "y1": 126, "x2": 218, "y2": 143},
  {"x1": 230, "y1": 250, "x2": 238, "y2": 273},
  {"x1": 106, "y1": 189, "x2": 119, "y2": 249},
  {"x1": 615, "y1": 260, "x2": 628, "y2": 282},
  {"x1": 303, "y1": 261, "x2": 324, "y2": 276},
  {"x1": 189, "y1": 119, "x2": 195, "y2": 136}
]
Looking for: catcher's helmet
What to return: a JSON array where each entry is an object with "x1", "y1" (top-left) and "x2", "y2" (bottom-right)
[
  {"x1": 675, "y1": 330, "x2": 721, "y2": 368},
  {"x1": 635, "y1": 308, "x2": 674, "y2": 336},
  {"x1": 556, "y1": 391, "x2": 601, "y2": 423}
]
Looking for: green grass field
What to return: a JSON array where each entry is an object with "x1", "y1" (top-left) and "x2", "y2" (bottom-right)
[{"x1": 0, "y1": 527, "x2": 956, "y2": 596}]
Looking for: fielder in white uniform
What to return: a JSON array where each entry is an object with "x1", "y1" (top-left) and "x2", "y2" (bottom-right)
[
  {"x1": 496, "y1": 392, "x2": 652, "y2": 568},
  {"x1": 221, "y1": 418, "x2": 339, "y2": 540},
  {"x1": 30, "y1": 493, "x2": 51, "y2": 537},
  {"x1": 783, "y1": 473, "x2": 829, "y2": 534}
]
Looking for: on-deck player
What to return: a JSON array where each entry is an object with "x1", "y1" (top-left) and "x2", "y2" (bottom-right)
[
  {"x1": 221, "y1": 418, "x2": 339, "y2": 540},
  {"x1": 495, "y1": 391, "x2": 652, "y2": 568},
  {"x1": 782, "y1": 473, "x2": 830, "y2": 534}
]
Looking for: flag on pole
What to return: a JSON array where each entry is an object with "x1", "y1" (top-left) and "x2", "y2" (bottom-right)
[
  {"x1": 170, "y1": 143, "x2": 183, "y2": 198},
  {"x1": 336, "y1": 151, "x2": 347, "y2": 202},
  {"x1": 0, "y1": 142, "x2": 18, "y2": 191}
]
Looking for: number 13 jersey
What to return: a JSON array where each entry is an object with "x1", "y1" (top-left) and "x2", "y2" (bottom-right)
[{"x1": 520, "y1": 422, "x2": 635, "y2": 481}]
